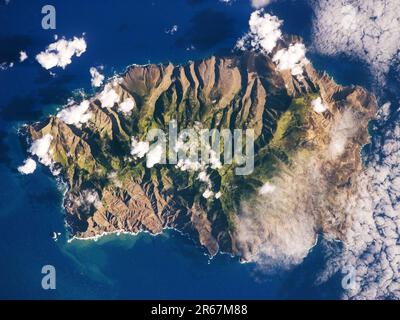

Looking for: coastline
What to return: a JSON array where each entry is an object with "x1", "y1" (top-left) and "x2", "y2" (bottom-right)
[
  {"x1": 67, "y1": 225, "x2": 221, "y2": 260},
  {"x1": 22, "y1": 46, "x2": 377, "y2": 270}
]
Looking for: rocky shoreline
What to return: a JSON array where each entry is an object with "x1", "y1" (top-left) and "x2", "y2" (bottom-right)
[{"x1": 23, "y1": 37, "x2": 377, "y2": 260}]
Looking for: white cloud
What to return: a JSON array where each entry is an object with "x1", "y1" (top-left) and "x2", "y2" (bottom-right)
[
  {"x1": 82, "y1": 190, "x2": 102, "y2": 209},
  {"x1": 89, "y1": 67, "x2": 105, "y2": 87},
  {"x1": 208, "y1": 149, "x2": 222, "y2": 169},
  {"x1": 311, "y1": 97, "x2": 328, "y2": 113},
  {"x1": 234, "y1": 105, "x2": 376, "y2": 276},
  {"x1": 236, "y1": 156, "x2": 320, "y2": 270},
  {"x1": 29, "y1": 134, "x2": 53, "y2": 166},
  {"x1": 259, "y1": 182, "x2": 276, "y2": 195},
  {"x1": 36, "y1": 36, "x2": 87, "y2": 70},
  {"x1": 146, "y1": 144, "x2": 163, "y2": 168},
  {"x1": 19, "y1": 51, "x2": 28, "y2": 62},
  {"x1": 98, "y1": 84, "x2": 120, "y2": 108},
  {"x1": 311, "y1": 0, "x2": 400, "y2": 83},
  {"x1": 176, "y1": 158, "x2": 203, "y2": 172},
  {"x1": 57, "y1": 100, "x2": 92, "y2": 126},
  {"x1": 309, "y1": 102, "x2": 400, "y2": 300},
  {"x1": 327, "y1": 109, "x2": 358, "y2": 159},
  {"x1": 202, "y1": 189, "x2": 214, "y2": 199},
  {"x1": 328, "y1": 117, "x2": 400, "y2": 299},
  {"x1": 118, "y1": 97, "x2": 135, "y2": 114},
  {"x1": 328, "y1": 134, "x2": 347, "y2": 160},
  {"x1": 249, "y1": 10, "x2": 282, "y2": 53},
  {"x1": 130, "y1": 137, "x2": 150, "y2": 159},
  {"x1": 272, "y1": 43, "x2": 309, "y2": 77},
  {"x1": 18, "y1": 158, "x2": 37, "y2": 175},
  {"x1": 198, "y1": 171, "x2": 211, "y2": 184},
  {"x1": 236, "y1": 9, "x2": 282, "y2": 54},
  {"x1": 72, "y1": 189, "x2": 103, "y2": 213},
  {"x1": 165, "y1": 25, "x2": 178, "y2": 35},
  {"x1": 197, "y1": 171, "x2": 217, "y2": 199},
  {"x1": 251, "y1": 0, "x2": 273, "y2": 8},
  {"x1": 0, "y1": 62, "x2": 14, "y2": 70}
]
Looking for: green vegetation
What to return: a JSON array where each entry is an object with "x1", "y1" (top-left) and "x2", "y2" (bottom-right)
[
  {"x1": 269, "y1": 94, "x2": 316, "y2": 157},
  {"x1": 23, "y1": 50, "x2": 378, "y2": 259},
  {"x1": 218, "y1": 93, "x2": 319, "y2": 217}
]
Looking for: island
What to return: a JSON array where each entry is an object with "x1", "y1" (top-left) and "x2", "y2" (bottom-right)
[{"x1": 22, "y1": 34, "x2": 377, "y2": 262}]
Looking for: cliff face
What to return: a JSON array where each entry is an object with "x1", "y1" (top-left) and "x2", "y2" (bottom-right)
[{"x1": 26, "y1": 47, "x2": 376, "y2": 258}]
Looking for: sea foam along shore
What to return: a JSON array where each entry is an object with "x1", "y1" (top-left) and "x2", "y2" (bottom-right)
[{"x1": 66, "y1": 226, "x2": 220, "y2": 260}]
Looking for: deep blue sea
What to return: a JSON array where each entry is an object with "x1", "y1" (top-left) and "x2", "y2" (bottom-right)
[{"x1": 0, "y1": 0, "x2": 377, "y2": 299}]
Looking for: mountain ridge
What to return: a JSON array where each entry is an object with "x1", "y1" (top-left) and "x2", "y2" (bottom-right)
[{"x1": 24, "y1": 43, "x2": 377, "y2": 259}]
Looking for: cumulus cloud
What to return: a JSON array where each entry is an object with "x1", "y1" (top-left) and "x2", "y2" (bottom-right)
[
  {"x1": 36, "y1": 36, "x2": 87, "y2": 70},
  {"x1": 19, "y1": 51, "x2": 28, "y2": 62},
  {"x1": 202, "y1": 189, "x2": 214, "y2": 199},
  {"x1": 208, "y1": 149, "x2": 222, "y2": 169},
  {"x1": 236, "y1": 156, "x2": 320, "y2": 269},
  {"x1": 118, "y1": 97, "x2": 135, "y2": 114},
  {"x1": 272, "y1": 43, "x2": 309, "y2": 77},
  {"x1": 72, "y1": 189, "x2": 103, "y2": 213},
  {"x1": 146, "y1": 143, "x2": 163, "y2": 168},
  {"x1": 29, "y1": 134, "x2": 53, "y2": 166},
  {"x1": 18, "y1": 158, "x2": 37, "y2": 175},
  {"x1": 318, "y1": 103, "x2": 400, "y2": 299},
  {"x1": 129, "y1": 123, "x2": 221, "y2": 197},
  {"x1": 311, "y1": 0, "x2": 400, "y2": 83},
  {"x1": 234, "y1": 106, "x2": 370, "y2": 275},
  {"x1": 311, "y1": 97, "x2": 328, "y2": 113},
  {"x1": 236, "y1": 9, "x2": 282, "y2": 54},
  {"x1": 251, "y1": 0, "x2": 273, "y2": 8},
  {"x1": 89, "y1": 67, "x2": 105, "y2": 87},
  {"x1": 165, "y1": 25, "x2": 178, "y2": 35},
  {"x1": 174, "y1": 125, "x2": 222, "y2": 173},
  {"x1": 198, "y1": 171, "x2": 211, "y2": 184},
  {"x1": 245, "y1": 99, "x2": 400, "y2": 299},
  {"x1": 82, "y1": 189, "x2": 102, "y2": 209},
  {"x1": 197, "y1": 171, "x2": 218, "y2": 199},
  {"x1": 57, "y1": 100, "x2": 92, "y2": 126},
  {"x1": 258, "y1": 182, "x2": 276, "y2": 195},
  {"x1": 176, "y1": 158, "x2": 203, "y2": 172},
  {"x1": 0, "y1": 62, "x2": 14, "y2": 70},
  {"x1": 130, "y1": 137, "x2": 150, "y2": 159},
  {"x1": 98, "y1": 84, "x2": 120, "y2": 108},
  {"x1": 327, "y1": 109, "x2": 358, "y2": 160}
]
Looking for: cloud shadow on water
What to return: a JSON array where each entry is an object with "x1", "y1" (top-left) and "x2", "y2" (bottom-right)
[
  {"x1": 268, "y1": 0, "x2": 314, "y2": 43},
  {"x1": 35, "y1": 73, "x2": 77, "y2": 106},
  {"x1": 37, "y1": 84, "x2": 73, "y2": 106},
  {"x1": 0, "y1": 130, "x2": 11, "y2": 166},
  {"x1": 34, "y1": 71, "x2": 76, "y2": 85},
  {"x1": 186, "y1": 0, "x2": 208, "y2": 5},
  {"x1": 0, "y1": 95, "x2": 42, "y2": 122},
  {"x1": 0, "y1": 35, "x2": 33, "y2": 63},
  {"x1": 308, "y1": 53, "x2": 373, "y2": 90},
  {"x1": 176, "y1": 9, "x2": 235, "y2": 51}
]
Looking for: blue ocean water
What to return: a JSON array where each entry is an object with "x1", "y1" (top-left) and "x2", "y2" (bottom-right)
[{"x1": 0, "y1": 0, "x2": 370, "y2": 299}]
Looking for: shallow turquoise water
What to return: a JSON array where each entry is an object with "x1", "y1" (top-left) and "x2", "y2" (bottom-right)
[
  {"x1": 0, "y1": 0, "x2": 358, "y2": 299},
  {"x1": 0, "y1": 126, "x2": 341, "y2": 299}
]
